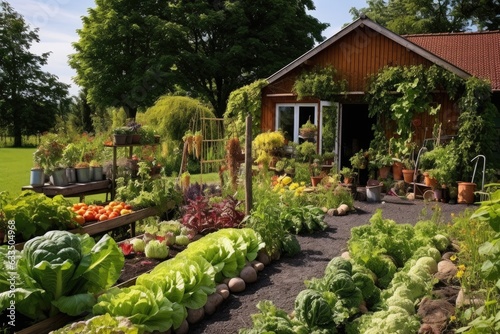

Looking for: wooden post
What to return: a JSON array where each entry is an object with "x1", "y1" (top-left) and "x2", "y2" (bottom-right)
[{"x1": 245, "y1": 115, "x2": 253, "y2": 215}]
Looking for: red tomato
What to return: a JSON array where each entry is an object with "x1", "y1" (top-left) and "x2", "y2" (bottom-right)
[
  {"x1": 99, "y1": 214, "x2": 109, "y2": 221},
  {"x1": 109, "y1": 212, "x2": 119, "y2": 219},
  {"x1": 83, "y1": 211, "x2": 95, "y2": 222}
]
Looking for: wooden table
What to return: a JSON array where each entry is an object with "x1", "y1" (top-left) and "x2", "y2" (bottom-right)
[{"x1": 22, "y1": 179, "x2": 111, "y2": 202}]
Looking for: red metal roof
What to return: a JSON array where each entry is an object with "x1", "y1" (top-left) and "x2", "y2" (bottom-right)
[{"x1": 406, "y1": 31, "x2": 500, "y2": 90}]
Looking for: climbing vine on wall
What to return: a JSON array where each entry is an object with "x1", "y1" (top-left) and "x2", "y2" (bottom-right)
[{"x1": 366, "y1": 64, "x2": 498, "y2": 182}]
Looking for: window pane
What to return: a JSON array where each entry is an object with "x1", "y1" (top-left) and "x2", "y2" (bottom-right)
[
  {"x1": 299, "y1": 106, "x2": 315, "y2": 128},
  {"x1": 278, "y1": 106, "x2": 294, "y2": 142}
]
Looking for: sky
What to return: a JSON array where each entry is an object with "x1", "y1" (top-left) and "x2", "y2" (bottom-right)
[{"x1": 12, "y1": 0, "x2": 368, "y2": 97}]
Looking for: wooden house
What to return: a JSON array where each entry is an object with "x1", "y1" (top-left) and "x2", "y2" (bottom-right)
[{"x1": 260, "y1": 15, "x2": 500, "y2": 170}]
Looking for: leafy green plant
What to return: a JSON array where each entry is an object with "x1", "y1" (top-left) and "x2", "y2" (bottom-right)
[
  {"x1": 296, "y1": 141, "x2": 317, "y2": 163},
  {"x1": 93, "y1": 284, "x2": 186, "y2": 333},
  {"x1": 0, "y1": 231, "x2": 124, "y2": 320},
  {"x1": 51, "y1": 314, "x2": 140, "y2": 334},
  {"x1": 2, "y1": 192, "x2": 76, "y2": 241},
  {"x1": 279, "y1": 205, "x2": 326, "y2": 234}
]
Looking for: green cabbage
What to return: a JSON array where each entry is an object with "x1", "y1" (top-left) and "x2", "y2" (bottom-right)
[
  {"x1": 93, "y1": 285, "x2": 186, "y2": 332},
  {"x1": 144, "y1": 240, "x2": 169, "y2": 259},
  {"x1": 294, "y1": 289, "x2": 334, "y2": 327},
  {"x1": 130, "y1": 238, "x2": 146, "y2": 253},
  {"x1": 0, "y1": 231, "x2": 124, "y2": 320}
]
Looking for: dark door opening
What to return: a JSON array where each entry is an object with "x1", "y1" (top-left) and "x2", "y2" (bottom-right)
[{"x1": 340, "y1": 104, "x2": 375, "y2": 186}]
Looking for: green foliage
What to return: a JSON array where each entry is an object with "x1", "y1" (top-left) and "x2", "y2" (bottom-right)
[
  {"x1": 296, "y1": 141, "x2": 317, "y2": 163},
  {"x1": 280, "y1": 205, "x2": 326, "y2": 234},
  {"x1": 0, "y1": 2, "x2": 70, "y2": 146},
  {"x1": 292, "y1": 66, "x2": 347, "y2": 101},
  {"x1": 142, "y1": 95, "x2": 215, "y2": 145},
  {"x1": 0, "y1": 231, "x2": 124, "y2": 320},
  {"x1": 456, "y1": 77, "x2": 499, "y2": 180},
  {"x1": 224, "y1": 79, "x2": 268, "y2": 143},
  {"x1": 70, "y1": 0, "x2": 328, "y2": 118},
  {"x1": 93, "y1": 285, "x2": 186, "y2": 333},
  {"x1": 294, "y1": 289, "x2": 334, "y2": 328},
  {"x1": 2, "y1": 192, "x2": 75, "y2": 241},
  {"x1": 350, "y1": 0, "x2": 473, "y2": 34}
]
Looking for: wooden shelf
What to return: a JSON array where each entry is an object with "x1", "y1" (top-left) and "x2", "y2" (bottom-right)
[
  {"x1": 15, "y1": 207, "x2": 158, "y2": 250},
  {"x1": 68, "y1": 206, "x2": 158, "y2": 236},
  {"x1": 22, "y1": 180, "x2": 111, "y2": 202}
]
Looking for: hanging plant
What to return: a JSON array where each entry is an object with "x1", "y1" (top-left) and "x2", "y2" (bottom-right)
[
  {"x1": 182, "y1": 130, "x2": 194, "y2": 155},
  {"x1": 225, "y1": 137, "x2": 242, "y2": 190},
  {"x1": 193, "y1": 131, "x2": 203, "y2": 159}
]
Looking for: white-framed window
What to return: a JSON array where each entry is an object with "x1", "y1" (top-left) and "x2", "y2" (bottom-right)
[{"x1": 275, "y1": 103, "x2": 317, "y2": 143}]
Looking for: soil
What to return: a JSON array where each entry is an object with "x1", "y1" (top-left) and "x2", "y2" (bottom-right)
[{"x1": 186, "y1": 196, "x2": 475, "y2": 334}]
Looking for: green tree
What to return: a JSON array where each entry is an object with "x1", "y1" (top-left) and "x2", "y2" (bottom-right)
[
  {"x1": 350, "y1": 0, "x2": 473, "y2": 34},
  {"x1": 69, "y1": 0, "x2": 180, "y2": 120},
  {"x1": 0, "y1": 1, "x2": 70, "y2": 147},
  {"x1": 70, "y1": 0, "x2": 328, "y2": 119}
]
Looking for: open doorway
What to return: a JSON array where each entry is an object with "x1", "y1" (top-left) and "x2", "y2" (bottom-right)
[{"x1": 340, "y1": 104, "x2": 375, "y2": 185}]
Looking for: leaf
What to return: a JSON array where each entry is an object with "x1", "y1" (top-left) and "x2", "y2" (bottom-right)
[{"x1": 52, "y1": 293, "x2": 96, "y2": 316}]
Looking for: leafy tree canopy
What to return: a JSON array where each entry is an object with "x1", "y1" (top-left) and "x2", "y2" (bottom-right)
[
  {"x1": 0, "y1": 1, "x2": 70, "y2": 146},
  {"x1": 70, "y1": 0, "x2": 328, "y2": 119},
  {"x1": 350, "y1": 0, "x2": 500, "y2": 34}
]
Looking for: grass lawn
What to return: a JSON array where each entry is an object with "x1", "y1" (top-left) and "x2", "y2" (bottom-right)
[
  {"x1": 0, "y1": 147, "x2": 221, "y2": 202},
  {"x1": 0, "y1": 147, "x2": 34, "y2": 196}
]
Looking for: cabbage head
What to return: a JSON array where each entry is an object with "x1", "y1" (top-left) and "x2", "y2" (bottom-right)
[{"x1": 294, "y1": 289, "x2": 333, "y2": 327}]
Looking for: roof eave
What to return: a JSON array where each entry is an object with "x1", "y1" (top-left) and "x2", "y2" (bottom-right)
[{"x1": 266, "y1": 16, "x2": 472, "y2": 84}]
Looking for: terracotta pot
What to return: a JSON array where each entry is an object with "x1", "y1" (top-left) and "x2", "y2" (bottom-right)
[
  {"x1": 392, "y1": 161, "x2": 403, "y2": 180},
  {"x1": 311, "y1": 176, "x2": 324, "y2": 187},
  {"x1": 458, "y1": 182, "x2": 476, "y2": 204},
  {"x1": 402, "y1": 169, "x2": 415, "y2": 183},
  {"x1": 378, "y1": 166, "x2": 391, "y2": 179},
  {"x1": 423, "y1": 172, "x2": 438, "y2": 189},
  {"x1": 343, "y1": 177, "x2": 353, "y2": 185}
]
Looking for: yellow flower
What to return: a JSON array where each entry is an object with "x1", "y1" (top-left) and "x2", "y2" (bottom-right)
[
  {"x1": 456, "y1": 270, "x2": 464, "y2": 279},
  {"x1": 457, "y1": 264, "x2": 466, "y2": 271},
  {"x1": 282, "y1": 176, "x2": 292, "y2": 185},
  {"x1": 450, "y1": 254, "x2": 457, "y2": 262},
  {"x1": 450, "y1": 315, "x2": 456, "y2": 322},
  {"x1": 289, "y1": 182, "x2": 298, "y2": 190}
]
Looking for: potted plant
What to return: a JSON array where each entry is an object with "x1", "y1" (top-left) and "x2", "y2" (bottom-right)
[
  {"x1": 62, "y1": 143, "x2": 81, "y2": 183},
  {"x1": 296, "y1": 141, "x2": 317, "y2": 163},
  {"x1": 350, "y1": 150, "x2": 368, "y2": 170},
  {"x1": 369, "y1": 151, "x2": 393, "y2": 179},
  {"x1": 299, "y1": 118, "x2": 317, "y2": 139},
  {"x1": 402, "y1": 158, "x2": 416, "y2": 184},
  {"x1": 284, "y1": 158, "x2": 296, "y2": 175},
  {"x1": 89, "y1": 160, "x2": 104, "y2": 181},
  {"x1": 127, "y1": 120, "x2": 142, "y2": 144},
  {"x1": 75, "y1": 161, "x2": 91, "y2": 183},
  {"x1": 322, "y1": 152, "x2": 336, "y2": 165},
  {"x1": 340, "y1": 167, "x2": 356, "y2": 184},
  {"x1": 113, "y1": 126, "x2": 131, "y2": 145},
  {"x1": 275, "y1": 159, "x2": 286, "y2": 173},
  {"x1": 33, "y1": 134, "x2": 67, "y2": 186},
  {"x1": 310, "y1": 158, "x2": 324, "y2": 187}
]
